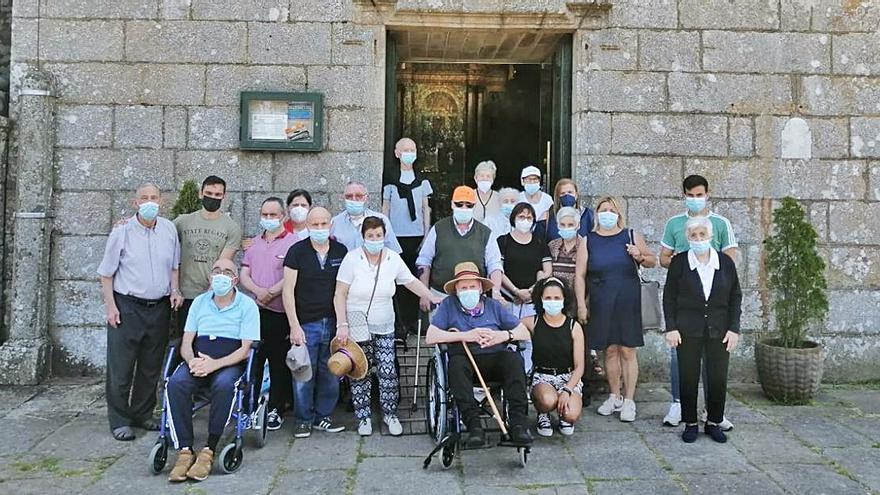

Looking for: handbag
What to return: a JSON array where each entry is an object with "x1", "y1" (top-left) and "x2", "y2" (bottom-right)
[
  {"x1": 629, "y1": 229, "x2": 662, "y2": 331},
  {"x1": 347, "y1": 251, "x2": 383, "y2": 343}
]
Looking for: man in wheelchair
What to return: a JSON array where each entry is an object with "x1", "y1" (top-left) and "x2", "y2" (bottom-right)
[
  {"x1": 425, "y1": 262, "x2": 533, "y2": 448},
  {"x1": 166, "y1": 259, "x2": 260, "y2": 482}
]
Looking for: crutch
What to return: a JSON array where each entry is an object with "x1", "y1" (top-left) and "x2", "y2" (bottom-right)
[{"x1": 410, "y1": 311, "x2": 423, "y2": 412}]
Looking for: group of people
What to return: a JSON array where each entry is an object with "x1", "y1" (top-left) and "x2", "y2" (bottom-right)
[{"x1": 97, "y1": 136, "x2": 743, "y2": 482}]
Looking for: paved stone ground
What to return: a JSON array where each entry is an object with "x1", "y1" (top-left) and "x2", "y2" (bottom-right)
[{"x1": 0, "y1": 378, "x2": 878, "y2": 495}]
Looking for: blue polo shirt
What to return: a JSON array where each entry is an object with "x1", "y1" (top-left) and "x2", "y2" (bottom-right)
[
  {"x1": 184, "y1": 289, "x2": 261, "y2": 342},
  {"x1": 431, "y1": 296, "x2": 521, "y2": 355}
]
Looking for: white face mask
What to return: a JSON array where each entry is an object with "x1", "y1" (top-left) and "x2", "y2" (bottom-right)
[
  {"x1": 514, "y1": 218, "x2": 534, "y2": 234},
  {"x1": 476, "y1": 180, "x2": 493, "y2": 193},
  {"x1": 289, "y1": 206, "x2": 308, "y2": 223}
]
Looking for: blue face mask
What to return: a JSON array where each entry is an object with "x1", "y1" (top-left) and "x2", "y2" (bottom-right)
[
  {"x1": 559, "y1": 194, "x2": 577, "y2": 208},
  {"x1": 686, "y1": 197, "x2": 708, "y2": 214},
  {"x1": 138, "y1": 201, "x2": 159, "y2": 222},
  {"x1": 363, "y1": 239, "x2": 384, "y2": 255},
  {"x1": 500, "y1": 203, "x2": 515, "y2": 218},
  {"x1": 211, "y1": 274, "x2": 234, "y2": 296},
  {"x1": 345, "y1": 200, "x2": 365, "y2": 216},
  {"x1": 310, "y1": 229, "x2": 330, "y2": 244},
  {"x1": 542, "y1": 299, "x2": 564, "y2": 316},
  {"x1": 523, "y1": 183, "x2": 540, "y2": 195},
  {"x1": 400, "y1": 152, "x2": 417, "y2": 166},
  {"x1": 690, "y1": 239, "x2": 712, "y2": 254},
  {"x1": 558, "y1": 227, "x2": 577, "y2": 240},
  {"x1": 453, "y1": 207, "x2": 474, "y2": 224},
  {"x1": 597, "y1": 211, "x2": 619, "y2": 229},
  {"x1": 260, "y1": 217, "x2": 281, "y2": 232},
  {"x1": 457, "y1": 289, "x2": 481, "y2": 310}
]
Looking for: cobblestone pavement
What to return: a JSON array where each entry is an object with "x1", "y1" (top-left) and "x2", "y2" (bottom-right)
[{"x1": 0, "y1": 378, "x2": 878, "y2": 494}]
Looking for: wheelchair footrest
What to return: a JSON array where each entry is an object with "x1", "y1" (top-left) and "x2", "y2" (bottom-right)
[{"x1": 497, "y1": 439, "x2": 533, "y2": 449}]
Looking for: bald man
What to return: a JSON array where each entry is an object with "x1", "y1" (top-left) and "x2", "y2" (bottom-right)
[
  {"x1": 166, "y1": 258, "x2": 260, "y2": 482},
  {"x1": 382, "y1": 137, "x2": 433, "y2": 336},
  {"x1": 98, "y1": 183, "x2": 183, "y2": 441},
  {"x1": 282, "y1": 207, "x2": 349, "y2": 437}
]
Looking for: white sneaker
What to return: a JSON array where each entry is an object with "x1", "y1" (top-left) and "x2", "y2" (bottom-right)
[
  {"x1": 619, "y1": 399, "x2": 637, "y2": 422},
  {"x1": 358, "y1": 418, "x2": 372, "y2": 436},
  {"x1": 384, "y1": 415, "x2": 403, "y2": 436},
  {"x1": 536, "y1": 413, "x2": 553, "y2": 437},
  {"x1": 597, "y1": 394, "x2": 623, "y2": 416},
  {"x1": 700, "y1": 409, "x2": 734, "y2": 431},
  {"x1": 663, "y1": 402, "x2": 681, "y2": 427},
  {"x1": 558, "y1": 420, "x2": 574, "y2": 436}
]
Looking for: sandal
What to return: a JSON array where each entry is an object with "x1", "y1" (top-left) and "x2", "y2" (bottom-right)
[
  {"x1": 112, "y1": 426, "x2": 136, "y2": 441},
  {"x1": 137, "y1": 418, "x2": 161, "y2": 431}
]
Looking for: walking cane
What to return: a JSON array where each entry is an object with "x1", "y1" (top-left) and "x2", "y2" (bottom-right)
[
  {"x1": 410, "y1": 311, "x2": 423, "y2": 412},
  {"x1": 459, "y1": 336, "x2": 508, "y2": 438}
]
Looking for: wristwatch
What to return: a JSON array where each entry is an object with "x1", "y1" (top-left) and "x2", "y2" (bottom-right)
[
  {"x1": 561, "y1": 386, "x2": 573, "y2": 396},
  {"x1": 506, "y1": 330, "x2": 514, "y2": 343}
]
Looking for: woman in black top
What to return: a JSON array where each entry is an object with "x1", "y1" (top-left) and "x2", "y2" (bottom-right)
[{"x1": 522, "y1": 277, "x2": 585, "y2": 437}]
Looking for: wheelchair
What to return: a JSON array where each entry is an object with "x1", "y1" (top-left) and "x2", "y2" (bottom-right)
[
  {"x1": 148, "y1": 342, "x2": 270, "y2": 475},
  {"x1": 423, "y1": 343, "x2": 531, "y2": 469}
]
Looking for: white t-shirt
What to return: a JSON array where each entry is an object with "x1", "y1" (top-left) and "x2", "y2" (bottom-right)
[
  {"x1": 336, "y1": 248, "x2": 416, "y2": 329},
  {"x1": 518, "y1": 191, "x2": 554, "y2": 221}
]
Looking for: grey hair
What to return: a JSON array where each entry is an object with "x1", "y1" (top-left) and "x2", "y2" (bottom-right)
[
  {"x1": 556, "y1": 206, "x2": 580, "y2": 226},
  {"x1": 345, "y1": 180, "x2": 368, "y2": 191},
  {"x1": 498, "y1": 187, "x2": 520, "y2": 200},
  {"x1": 474, "y1": 160, "x2": 497, "y2": 176},
  {"x1": 685, "y1": 215, "x2": 714, "y2": 238}
]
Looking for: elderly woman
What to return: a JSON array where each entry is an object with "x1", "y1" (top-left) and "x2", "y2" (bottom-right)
[
  {"x1": 575, "y1": 196, "x2": 656, "y2": 422},
  {"x1": 545, "y1": 178, "x2": 594, "y2": 241},
  {"x1": 334, "y1": 216, "x2": 441, "y2": 437},
  {"x1": 663, "y1": 216, "x2": 741, "y2": 443},
  {"x1": 473, "y1": 160, "x2": 500, "y2": 222},
  {"x1": 483, "y1": 187, "x2": 520, "y2": 239}
]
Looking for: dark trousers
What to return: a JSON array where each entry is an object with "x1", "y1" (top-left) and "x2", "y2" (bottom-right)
[
  {"x1": 677, "y1": 331, "x2": 730, "y2": 425},
  {"x1": 166, "y1": 362, "x2": 242, "y2": 450},
  {"x1": 175, "y1": 298, "x2": 194, "y2": 337},
  {"x1": 395, "y1": 236, "x2": 422, "y2": 329},
  {"x1": 106, "y1": 293, "x2": 170, "y2": 430},
  {"x1": 448, "y1": 351, "x2": 529, "y2": 428},
  {"x1": 252, "y1": 308, "x2": 293, "y2": 413}
]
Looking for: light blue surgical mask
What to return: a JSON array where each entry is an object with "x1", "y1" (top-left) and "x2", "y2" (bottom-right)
[
  {"x1": 597, "y1": 211, "x2": 619, "y2": 229},
  {"x1": 260, "y1": 217, "x2": 281, "y2": 232},
  {"x1": 138, "y1": 201, "x2": 159, "y2": 222},
  {"x1": 558, "y1": 227, "x2": 577, "y2": 240},
  {"x1": 211, "y1": 274, "x2": 234, "y2": 296},
  {"x1": 310, "y1": 228, "x2": 330, "y2": 244},
  {"x1": 363, "y1": 239, "x2": 384, "y2": 255},
  {"x1": 686, "y1": 197, "x2": 707, "y2": 214},
  {"x1": 345, "y1": 200, "x2": 366, "y2": 216},
  {"x1": 542, "y1": 299, "x2": 564, "y2": 316},
  {"x1": 523, "y1": 183, "x2": 540, "y2": 195},
  {"x1": 400, "y1": 152, "x2": 417, "y2": 166},
  {"x1": 453, "y1": 207, "x2": 474, "y2": 224},
  {"x1": 690, "y1": 239, "x2": 712, "y2": 254},
  {"x1": 457, "y1": 289, "x2": 481, "y2": 310},
  {"x1": 500, "y1": 203, "x2": 515, "y2": 218}
]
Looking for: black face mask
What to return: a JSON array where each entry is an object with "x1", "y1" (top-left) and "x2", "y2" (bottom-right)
[{"x1": 202, "y1": 196, "x2": 222, "y2": 212}]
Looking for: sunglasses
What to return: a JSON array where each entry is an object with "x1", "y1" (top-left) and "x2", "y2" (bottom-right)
[{"x1": 453, "y1": 202, "x2": 475, "y2": 208}]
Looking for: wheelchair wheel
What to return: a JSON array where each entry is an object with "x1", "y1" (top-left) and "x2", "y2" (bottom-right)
[
  {"x1": 148, "y1": 441, "x2": 168, "y2": 475},
  {"x1": 441, "y1": 442, "x2": 455, "y2": 470},
  {"x1": 425, "y1": 356, "x2": 447, "y2": 445},
  {"x1": 219, "y1": 443, "x2": 243, "y2": 474},
  {"x1": 518, "y1": 447, "x2": 529, "y2": 468},
  {"x1": 253, "y1": 400, "x2": 268, "y2": 448}
]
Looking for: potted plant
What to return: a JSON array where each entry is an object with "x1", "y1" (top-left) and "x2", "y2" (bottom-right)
[{"x1": 755, "y1": 197, "x2": 828, "y2": 403}]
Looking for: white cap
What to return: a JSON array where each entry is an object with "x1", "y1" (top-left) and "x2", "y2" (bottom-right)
[{"x1": 520, "y1": 165, "x2": 541, "y2": 179}]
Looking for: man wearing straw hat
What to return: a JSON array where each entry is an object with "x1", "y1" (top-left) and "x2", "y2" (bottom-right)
[{"x1": 425, "y1": 262, "x2": 533, "y2": 448}]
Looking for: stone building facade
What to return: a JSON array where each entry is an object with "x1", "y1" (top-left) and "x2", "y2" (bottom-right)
[{"x1": 1, "y1": 0, "x2": 879, "y2": 383}]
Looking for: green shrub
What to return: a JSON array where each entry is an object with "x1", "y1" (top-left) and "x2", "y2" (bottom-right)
[{"x1": 170, "y1": 180, "x2": 201, "y2": 219}]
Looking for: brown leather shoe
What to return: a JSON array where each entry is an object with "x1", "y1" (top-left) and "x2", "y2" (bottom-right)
[
  {"x1": 168, "y1": 449, "x2": 195, "y2": 482},
  {"x1": 186, "y1": 447, "x2": 214, "y2": 481}
]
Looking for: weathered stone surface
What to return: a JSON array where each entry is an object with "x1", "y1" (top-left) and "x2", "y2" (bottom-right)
[
  {"x1": 114, "y1": 105, "x2": 163, "y2": 149},
  {"x1": 583, "y1": 70, "x2": 665, "y2": 112},
  {"x1": 645, "y1": 430, "x2": 756, "y2": 473},
  {"x1": 871, "y1": 162, "x2": 880, "y2": 200},
  {"x1": 829, "y1": 201, "x2": 880, "y2": 244},
  {"x1": 48, "y1": 63, "x2": 205, "y2": 105},
  {"x1": 729, "y1": 424, "x2": 825, "y2": 465},
  {"x1": 175, "y1": 151, "x2": 272, "y2": 191},
  {"x1": 56, "y1": 105, "x2": 112, "y2": 148},
  {"x1": 582, "y1": 28, "x2": 638, "y2": 71},
  {"x1": 611, "y1": 114, "x2": 727, "y2": 157},
  {"x1": 639, "y1": 30, "x2": 700, "y2": 72},
  {"x1": 729, "y1": 117, "x2": 754, "y2": 157},
  {"x1": 801, "y1": 76, "x2": 880, "y2": 116},
  {"x1": 576, "y1": 156, "x2": 681, "y2": 199},
  {"x1": 50, "y1": 326, "x2": 105, "y2": 371},
  {"x1": 192, "y1": 0, "x2": 288, "y2": 21},
  {"x1": 205, "y1": 65, "x2": 306, "y2": 106},
  {"x1": 826, "y1": 290, "x2": 880, "y2": 335},
  {"x1": 818, "y1": 335, "x2": 880, "y2": 382},
  {"x1": 624, "y1": 197, "x2": 683, "y2": 242},
  {"x1": 764, "y1": 463, "x2": 867, "y2": 494},
  {"x1": 188, "y1": 106, "x2": 240, "y2": 149},
  {"x1": 593, "y1": 480, "x2": 684, "y2": 495},
  {"x1": 567, "y1": 430, "x2": 668, "y2": 479},
  {"x1": 825, "y1": 247, "x2": 880, "y2": 289},
  {"x1": 290, "y1": 0, "x2": 354, "y2": 22},
  {"x1": 163, "y1": 106, "x2": 187, "y2": 148},
  {"x1": 812, "y1": 2, "x2": 880, "y2": 32},
  {"x1": 55, "y1": 149, "x2": 175, "y2": 190},
  {"x1": 824, "y1": 447, "x2": 880, "y2": 493},
  {"x1": 711, "y1": 199, "x2": 763, "y2": 244},
  {"x1": 159, "y1": 0, "x2": 190, "y2": 19},
  {"x1": 780, "y1": 0, "x2": 813, "y2": 31},
  {"x1": 39, "y1": 20, "x2": 124, "y2": 62},
  {"x1": 53, "y1": 191, "x2": 112, "y2": 235},
  {"x1": 668, "y1": 73, "x2": 793, "y2": 115},
  {"x1": 125, "y1": 21, "x2": 247, "y2": 63},
  {"x1": 833, "y1": 33, "x2": 880, "y2": 76},
  {"x1": 332, "y1": 23, "x2": 383, "y2": 66},
  {"x1": 274, "y1": 151, "x2": 383, "y2": 194},
  {"x1": 11, "y1": 18, "x2": 39, "y2": 62},
  {"x1": 574, "y1": 111, "x2": 610, "y2": 155},
  {"x1": 772, "y1": 160, "x2": 866, "y2": 200},
  {"x1": 52, "y1": 281, "x2": 104, "y2": 326},
  {"x1": 607, "y1": 0, "x2": 677, "y2": 28},
  {"x1": 52, "y1": 236, "x2": 106, "y2": 280},
  {"x1": 41, "y1": 0, "x2": 156, "y2": 18},
  {"x1": 248, "y1": 22, "x2": 331, "y2": 65},
  {"x1": 327, "y1": 108, "x2": 384, "y2": 152},
  {"x1": 679, "y1": 0, "x2": 779, "y2": 29},
  {"x1": 811, "y1": 202, "x2": 829, "y2": 241},
  {"x1": 12, "y1": 0, "x2": 39, "y2": 17},
  {"x1": 754, "y1": 116, "x2": 848, "y2": 159},
  {"x1": 684, "y1": 159, "x2": 768, "y2": 199},
  {"x1": 307, "y1": 66, "x2": 383, "y2": 108},
  {"x1": 703, "y1": 31, "x2": 830, "y2": 74},
  {"x1": 850, "y1": 117, "x2": 880, "y2": 158}
]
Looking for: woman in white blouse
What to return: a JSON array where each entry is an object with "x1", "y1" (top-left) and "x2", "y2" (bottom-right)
[{"x1": 334, "y1": 216, "x2": 441, "y2": 437}]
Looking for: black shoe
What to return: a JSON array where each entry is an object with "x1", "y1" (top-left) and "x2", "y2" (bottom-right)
[
  {"x1": 705, "y1": 424, "x2": 727, "y2": 443},
  {"x1": 509, "y1": 424, "x2": 533, "y2": 446},
  {"x1": 466, "y1": 426, "x2": 485, "y2": 448},
  {"x1": 682, "y1": 424, "x2": 699, "y2": 443}
]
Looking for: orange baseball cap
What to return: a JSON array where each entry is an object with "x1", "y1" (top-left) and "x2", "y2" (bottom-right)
[{"x1": 452, "y1": 186, "x2": 476, "y2": 203}]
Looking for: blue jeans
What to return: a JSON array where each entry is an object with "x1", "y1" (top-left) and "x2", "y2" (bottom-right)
[
  {"x1": 669, "y1": 347, "x2": 711, "y2": 403},
  {"x1": 293, "y1": 318, "x2": 339, "y2": 424}
]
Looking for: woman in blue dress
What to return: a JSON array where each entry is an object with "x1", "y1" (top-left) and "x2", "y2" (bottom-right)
[{"x1": 575, "y1": 196, "x2": 656, "y2": 422}]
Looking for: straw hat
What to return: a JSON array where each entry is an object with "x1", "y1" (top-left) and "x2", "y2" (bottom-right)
[
  {"x1": 442, "y1": 261, "x2": 494, "y2": 295},
  {"x1": 328, "y1": 337, "x2": 368, "y2": 380}
]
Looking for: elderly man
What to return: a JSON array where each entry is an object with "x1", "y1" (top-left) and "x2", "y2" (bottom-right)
[
  {"x1": 331, "y1": 180, "x2": 401, "y2": 253},
  {"x1": 166, "y1": 258, "x2": 260, "y2": 483},
  {"x1": 283, "y1": 207, "x2": 349, "y2": 438},
  {"x1": 426, "y1": 262, "x2": 532, "y2": 447},
  {"x1": 98, "y1": 183, "x2": 183, "y2": 442},
  {"x1": 416, "y1": 186, "x2": 504, "y2": 310},
  {"x1": 239, "y1": 197, "x2": 300, "y2": 431}
]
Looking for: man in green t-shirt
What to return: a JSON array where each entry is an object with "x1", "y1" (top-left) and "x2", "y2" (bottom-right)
[
  {"x1": 174, "y1": 175, "x2": 242, "y2": 334},
  {"x1": 659, "y1": 175, "x2": 738, "y2": 431}
]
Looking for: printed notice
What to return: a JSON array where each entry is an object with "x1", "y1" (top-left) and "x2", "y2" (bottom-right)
[{"x1": 249, "y1": 100, "x2": 288, "y2": 141}]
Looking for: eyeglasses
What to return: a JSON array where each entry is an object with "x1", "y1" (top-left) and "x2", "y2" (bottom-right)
[
  {"x1": 211, "y1": 268, "x2": 236, "y2": 278},
  {"x1": 344, "y1": 194, "x2": 367, "y2": 200},
  {"x1": 453, "y1": 202, "x2": 475, "y2": 209}
]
